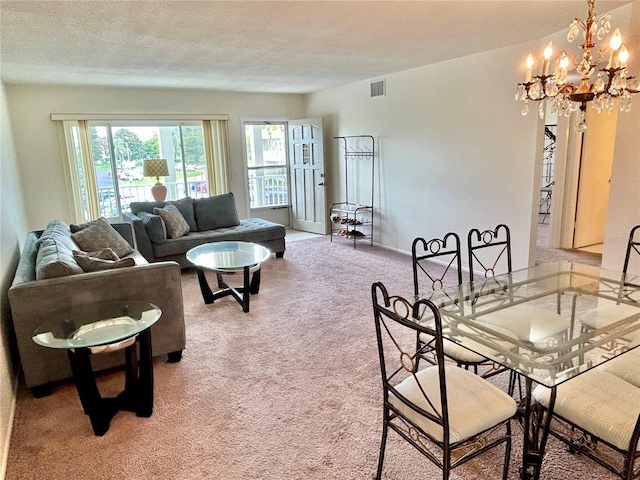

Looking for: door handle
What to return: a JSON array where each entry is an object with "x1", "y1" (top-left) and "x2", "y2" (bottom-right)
[{"x1": 318, "y1": 182, "x2": 325, "y2": 186}]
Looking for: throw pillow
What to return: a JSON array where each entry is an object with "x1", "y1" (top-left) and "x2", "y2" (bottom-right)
[
  {"x1": 138, "y1": 212, "x2": 167, "y2": 244},
  {"x1": 73, "y1": 252, "x2": 135, "y2": 273},
  {"x1": 193, "y1": 193, "x2": 240, "y2": 231},
  {"x1": 71, "y1": 217, "x2": 134, "y2": 258},
  {"x1": 153, "y1": 204, "x2": 190, "y2": 239},
  {"x1": 169, "y1": 197, "x2": 197, "y2": 232},
  {"x1": 70, "y1": 220, "x2": 97, "y2": 233},
  {"x1": 72, "y1": 248, "x2": 120, "y2": 261}
]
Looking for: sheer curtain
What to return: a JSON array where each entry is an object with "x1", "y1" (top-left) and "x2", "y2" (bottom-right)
[
  {"x1": 61, "y1": 120, "x2": 99, "y2": 223},
  {"x1": 203, "y1": 120, "x2": 231, "y2": 195}
]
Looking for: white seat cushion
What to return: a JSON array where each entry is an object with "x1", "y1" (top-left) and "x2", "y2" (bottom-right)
[
  {"x1": 533, "y1": 369, "x2": 640, "y2": 452},
  {"x1": 580, "y1": 303, "x2": 640, "y2": 330},
  {"x1": 597, "y1": 348, "x2": 640, "y2": 388},
  {"x1": 389, "y1": 365, "x2": 517, "y2": 444},
  {"x1": 479, "y1": 304, "x2": 568, "y2": 344},
  {"x1": 419, "y1": 323, "x2": 519, "y2": 363}
]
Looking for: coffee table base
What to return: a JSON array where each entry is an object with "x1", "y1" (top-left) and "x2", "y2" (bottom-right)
[
  {"x1": 196, "y1": 265, "x2": 261, "y2": 313},
  {"x1": 68, "y1": 329, "x2": 154, "y2": 436}
]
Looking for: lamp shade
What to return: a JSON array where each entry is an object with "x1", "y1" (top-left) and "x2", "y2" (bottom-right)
[{"x1": 143, "y1": 159, "x2": 169, "y2": 178}]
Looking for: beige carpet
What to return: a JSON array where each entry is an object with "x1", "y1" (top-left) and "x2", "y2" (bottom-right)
[{"x1": 6, "y1": 236, "x2": 609, "y2": 479}]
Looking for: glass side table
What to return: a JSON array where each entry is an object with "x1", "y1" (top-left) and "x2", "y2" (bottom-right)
[
  {"x1": 186, "y1": 241, "x2": 271, "y2": 312},
  {"x1": 32, "y1": 301, "x2": 161, "y2": 436}
]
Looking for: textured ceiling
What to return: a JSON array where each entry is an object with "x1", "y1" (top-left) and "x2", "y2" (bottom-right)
[{"x1": 0, "y1": 1, "x2": 633, "y2": 94}]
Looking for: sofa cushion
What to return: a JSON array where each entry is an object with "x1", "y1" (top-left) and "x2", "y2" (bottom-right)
[
  {"x1": 130, "y1": 200, "x2": 166, "y2": 215},
  {"x1": 35, "y1": 220, "x2": 84, "y2": 280},
  {"x1": 36, "y1": 240, "x2": 84, "y2": 280},
  {"x1": 193, "y1": 193, "x2": 240, "y2": 231},
  {"x1": 152, "y1": 218, "x2": 284, "y2": 258},
  {"x1": 73, "y1": 252, "x2": 136, "y2": 272},
  {"x1": 138, "y1": 212, "x2": 167, "y2": 244},
  {"x1": 71, "y1": 217, "x2": 134, "y2": 258},
  {"x1": 36, "y1": 219, "x2": 78, "y2": 249},
  {"x1": 154, "y1": 204, "x2": 190, "y2": 239},
  {"x1": 169, "y1": 197, "x2": 197, "y2": 232}
]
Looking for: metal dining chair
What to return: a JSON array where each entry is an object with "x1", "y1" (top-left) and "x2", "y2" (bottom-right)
[
  {"x1": 533, "y1": 366, "x2": 640, "y2": 480},
  {"x1": 467, "y1": 224, "x2": 571, "y2": 345},
  {"x1": 412, "y1": 233, "x2": 515, "y2": 378},
  {"x1": 580, "y1": 224, "x2": 640, "y2": 335},
  {"x1": 467, "y1": 224, "x2": 574, "y2": 397},
  {"x1": 372, "y1": 282, "x2": 516, "y2": 479}
]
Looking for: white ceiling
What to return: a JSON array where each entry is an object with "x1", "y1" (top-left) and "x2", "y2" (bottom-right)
[{"x1": 0, "y1": 1, "x2": 633, "y2": 94}]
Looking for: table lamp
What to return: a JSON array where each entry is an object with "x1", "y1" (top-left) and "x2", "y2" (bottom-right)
[{"x1": 143, "y1": 159, "x2": 169, "y2": 201}]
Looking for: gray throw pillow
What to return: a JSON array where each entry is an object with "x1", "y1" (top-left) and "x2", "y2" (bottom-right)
[
  {"x1": 73, "y1": 253, "x2": 135, "y2": 272},
  {"x1": 153, "y1": 204, "x2": 190, "y2": 239},
  {"x1": 169, "y1": 197, "x2": 197, "y2": 232},
  {"x1": 71, "y1": 217, "x2": 134, "y2": 258},
  {"x1": 72, "y1": 248, "x2": 120, "y2": 261},
  {"x1": 193, "y1": 193, "x2": 240, "y2": 231},
  {"x1": 70, "y1": 220, "x2": 97, "y2": 233},
  {"x1": 138, "y1": 212, "x2": 167, "y2": 244}
]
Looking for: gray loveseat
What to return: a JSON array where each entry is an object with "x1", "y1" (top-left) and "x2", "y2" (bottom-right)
[
  {"x1": 9, "y1": 219, "x2": 186, "y2": 397},
  {"x1": 123, "y1": 193, "x2": 286, "y2": 268}
]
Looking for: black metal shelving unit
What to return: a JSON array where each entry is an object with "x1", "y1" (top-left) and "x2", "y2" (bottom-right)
[{"x1": 330, "y1": 135, "x2": 375, "y2": 248}]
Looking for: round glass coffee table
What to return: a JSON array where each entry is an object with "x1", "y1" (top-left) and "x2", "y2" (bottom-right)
[
  {"x1": 32, "y1": 301, "x2": 161, "y2": 436},
  {"x1": 186, "y1": 241, "x2": 271, "y2": 312}
]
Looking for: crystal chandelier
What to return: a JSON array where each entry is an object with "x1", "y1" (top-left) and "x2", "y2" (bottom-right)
[{"x1": 515, "y1": 0, "x2": 639, "y2": 131}]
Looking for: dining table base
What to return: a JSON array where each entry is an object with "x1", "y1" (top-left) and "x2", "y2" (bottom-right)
[{"x1": 518, "y1": 378, "x2": 556, "y2": 480}]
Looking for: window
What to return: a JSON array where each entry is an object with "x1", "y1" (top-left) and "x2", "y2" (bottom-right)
[
  {"x1": 244, "y1": 122, "x2": 289, "y2": 208},
  {"x1": 90, "y1": 123, "x2": 208, "y2": 218},
  {"x1": 56, "y1": 116, "x2": 231, "y2": 222}
]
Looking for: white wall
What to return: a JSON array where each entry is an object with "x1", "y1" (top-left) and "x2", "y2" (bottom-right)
[
  {"x1": 4, "y1": 85, "x2": 305, "y2": 229},
  {"x1": 603, "y1": 1, "x2": 640, "y2": 273},
  {"x1": 304, "y1": 3, "x2": 639, "y2": 273},
  {"x1": 0, "y1": 81, "x2": 29, "y2": 479},
  {"x1": 304, "y1": 41, "x2": 540, "y2": 270}
]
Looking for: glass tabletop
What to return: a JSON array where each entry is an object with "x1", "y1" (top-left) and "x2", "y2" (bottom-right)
[
  {"x1": 425, "y1": 261, "x2": 640, "y2": 387},
  {"x1": 186, "y1": 241, "x2": 271, "y2": 271},
  {"x1": 33, "y1": 301, "x2": 161, "y2": 350}
]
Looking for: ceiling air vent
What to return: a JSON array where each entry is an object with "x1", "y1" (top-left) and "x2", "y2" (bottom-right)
[{"x1": 370, "y1": 79, "x2": 385, "y2": 98}]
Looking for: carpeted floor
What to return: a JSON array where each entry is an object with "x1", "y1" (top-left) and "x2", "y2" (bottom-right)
[{"x1": 5, "y1": 235, "x2": 610, "y2": 479}]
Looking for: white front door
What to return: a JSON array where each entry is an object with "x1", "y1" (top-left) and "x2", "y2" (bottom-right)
[{"x1": 288, "y1": 118, "x2": 327, "y2": 234}]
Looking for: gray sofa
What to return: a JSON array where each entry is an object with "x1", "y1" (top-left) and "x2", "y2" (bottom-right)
[
  {"x1": 9, "y1": 220, "x2": 186, "y2": 397},
  {"x1": 123, "y1": 193, "x2": 286, "y2": 268}
]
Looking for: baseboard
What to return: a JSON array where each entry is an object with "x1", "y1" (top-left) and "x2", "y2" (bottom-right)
[
  {"x1": 0, "y1": 370, "x2": 19, "y2": 480},
  {"x1": 371, "y1": 241, "x2": 473, "y2": 276}
]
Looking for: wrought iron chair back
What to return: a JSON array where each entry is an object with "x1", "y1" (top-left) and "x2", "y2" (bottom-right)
[
  {"x1": 372, "y1": 281, "x2": 514, "y2": 479},
  {"x1": 622, "y1": 225, "x2": 640, "y2": 289},
  {"x1": 412, "y1": 233, "x2": 506, "y2": 377},
  {"x1": 580, "y1": 224, "x2": 640, "y2": 336},
  {"x1": 412, "y1": 233, "x2": 463, "y2": 297},
  {"x1": 467, "y1": 224, "x2": 512, "y2": 284}
]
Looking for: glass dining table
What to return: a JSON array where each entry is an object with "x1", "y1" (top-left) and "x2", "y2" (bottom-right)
[{"x1": 425, "y1": 261, "x2": 640, "y2": 480}]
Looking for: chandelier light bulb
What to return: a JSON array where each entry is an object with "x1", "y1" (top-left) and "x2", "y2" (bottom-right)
[
  {"x1": 559, "y1": 54, "x2": 569, "y2": 70},
  {"x1": 609, "y1": 28, "x2": 622, "y2": 51},
  {"x1": 542, "y1": 42, "x2": 553, "y2": 76},
  {"x1": 619, "y1": 46, "x2": 629, "y2": 68},
  {"x1": 525, "y1": 54, "x2": 534, "y2": 82}
]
